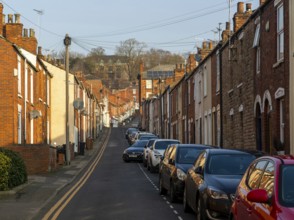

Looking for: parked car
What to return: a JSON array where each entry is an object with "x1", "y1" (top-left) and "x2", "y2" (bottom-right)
[
  {"x1": 159, "y1": 144, "x2": 215, "y2": 202},
  {"x1": 230, "y1": 155, "x2": 294, "y2": 220},
  {"x1": 129, "y1": 131, "x2": 153, "y2": 145},
  {"x1": 125, "y1": 127, "x2": 138, "y2": 140},
  {"x1": 138, "y1": 134, "x2": 158, "y2": 141},
  {"x1": 147, "y1": 139, "x2": 180, "y2": 173},
  {"x1": 143, "y1": 139, "x2": 158, "y2": 167},
  {"x1": 122, "y1": 139, "x2": 149, "y2": 162},
  {"x1": 184, "y1": 149, "x2": 256, "y2": 219}
]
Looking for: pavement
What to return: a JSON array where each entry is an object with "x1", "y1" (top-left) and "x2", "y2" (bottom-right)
[{"x1": 0, "y1": 128, "x2": 110, "y2": 220}]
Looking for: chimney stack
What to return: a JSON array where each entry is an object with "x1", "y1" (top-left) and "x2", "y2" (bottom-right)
[
  {"x1": 222, "y1": 22, "x2": 231, "y2": 42},
  {"x1": 233, "y1": 2, "x2": 252, "y2": 32},
  {"x1": 260, "y1": 0, "x2": 266, "y2": 5},
  {"x1": 139, "y1": 59, "x2": 144, "y2": 73},
  {"x1": 0, "y1": 3, "x2": 3, "y2": 36}
]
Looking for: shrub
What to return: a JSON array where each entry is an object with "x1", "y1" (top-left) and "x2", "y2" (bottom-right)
[
  {"x1": 0, "y1": 152, "x2": 11, "y2": 191},
  {"x1": 0, "y1": 148, "x2": 27, "y2": 190}
]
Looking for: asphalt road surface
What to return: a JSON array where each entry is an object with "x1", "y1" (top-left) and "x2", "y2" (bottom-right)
[{"x1": 46, "y1": 127, "x2": 195, "y2": 220}]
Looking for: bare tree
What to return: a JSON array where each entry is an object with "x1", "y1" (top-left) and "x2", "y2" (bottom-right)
[
  {"x1": 115, "y1": 38, "x2": 147, "y2": 81},
  {"x1": 89, "y1": 47, "x2": 105, "y2": 57}
]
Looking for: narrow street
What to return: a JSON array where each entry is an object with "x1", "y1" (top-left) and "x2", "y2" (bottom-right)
[{"x1": 39, "y1": 127, "x2": 195, "y2": 220}]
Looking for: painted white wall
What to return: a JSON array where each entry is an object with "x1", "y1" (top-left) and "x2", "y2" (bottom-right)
[{"x1": 43, "y1": 61, "x2": 75, "y2": 146}]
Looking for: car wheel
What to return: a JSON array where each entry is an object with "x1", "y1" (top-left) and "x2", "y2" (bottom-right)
[
  {"x1": 183, "y1": 188, "x2": 191, "y2": 212},
  {"x1": 143, "y1": 158, "x2": 147, "y2": 167},
  {"x1": 170, "y1": 181, "x2": 177, "y2": 203},
  {"x1": 196, "y1": 197, "x2": 206, "y2": 220},
  {"x1": 150, "y1": 161, "x2": 155, "y2": 173},
  {"x1": 159, "y1": 176, "x2": 167, "y2": 195},
  {"x1": 123, "y1": 159, "x2": 129, "y2": 163},
  {"x1": 147, "y1": 159, "x2": 150, "y2": 170}
]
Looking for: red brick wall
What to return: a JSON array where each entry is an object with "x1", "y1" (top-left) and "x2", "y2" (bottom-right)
[
  {"x1": 221, "y1": 17, "x2": 256, "y2": 150},
  {"x1": 0, "y1": 39, "x2": 17, "y2": 146},
  {"x1": 5, "y1": 145, "x2": 54, "y2": 174},
  {"x1": 256, "y1": 0, "x2": 290, "y2": 153}
]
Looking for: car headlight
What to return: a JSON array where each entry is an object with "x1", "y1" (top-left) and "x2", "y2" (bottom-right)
[
  {"x1": 207, "y1": 187, "x2": 228, "y2": 200},
  {"x1": 176, "y1": 169, "x2": 187, "y2": 181}
]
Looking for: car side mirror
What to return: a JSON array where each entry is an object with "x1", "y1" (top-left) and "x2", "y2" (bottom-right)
[
  {"x1": 195, "y1": 166, "x2": 203, "y2": 175},
  {"x1": 247, "y1": 189, "x2": 269, "y2": 204},
  {"x1": 169, "y1": 158, "x2": 175, "y2": 165},
  {"x1": 144, "y1": 146, "x2": 147, "y2": 149}
]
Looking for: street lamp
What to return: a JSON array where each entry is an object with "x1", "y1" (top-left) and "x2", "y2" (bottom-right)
[{"x1": 64, "y1": 34, "x2": 71, "y2": 165}]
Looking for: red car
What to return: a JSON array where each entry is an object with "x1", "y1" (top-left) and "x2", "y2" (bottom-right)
[{"x1": 230, "y1": 155, "x2": 294, "y2": 220}]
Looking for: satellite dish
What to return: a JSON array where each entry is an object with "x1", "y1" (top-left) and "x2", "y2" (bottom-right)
[
  {"x1": 30, "y1": 110, "x2": 41, "y2": 119},
  {"x1": 73, "y1": 98, "x2": 84, "y2": 110}
]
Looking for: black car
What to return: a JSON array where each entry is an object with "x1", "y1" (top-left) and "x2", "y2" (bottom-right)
[
  {"x1": 184, "y1": 149, "x2": 256, "y2": 219},
  {"x1": 159, "y1": 144, "x2": 214, "y2": 202},
  {"x1": 122, "y1": 139, "x2": 148, "y2": 162},
  {"x1": 125, "y1": 127, "x2": 138, "y2": 140}
]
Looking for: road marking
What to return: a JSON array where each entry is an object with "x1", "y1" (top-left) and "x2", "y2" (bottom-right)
[
  {"x1": 42, "y1": 130, "x2": 111, "y2": 220},
  {"x1": 138, "y1": 164, "x2": 185, "y2": 220}
]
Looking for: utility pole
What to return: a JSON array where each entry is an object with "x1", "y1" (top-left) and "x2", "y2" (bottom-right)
[{"x1": 64, "y1": 34, "x2": 71, "y2": 165}]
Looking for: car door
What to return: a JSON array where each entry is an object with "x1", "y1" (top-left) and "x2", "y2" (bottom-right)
[
  {"x1": 161, "y1": 145, "x2": 175, "y2": 189},
  {"x1": 249, "y1": 161, "x2": 275, "y2": 220},
  {"x1": 235, "y1": 160, "x2": 268, "y2": 220},
  {"x1": 186, "y1": 151, "x2": 206, "y2": 212},
  {"x1": 166, "y1": 146, "x2": 177, "y2": 191}
]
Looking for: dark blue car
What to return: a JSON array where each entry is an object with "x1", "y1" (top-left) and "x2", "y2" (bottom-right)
[{"x1": 159, "y1": 144, "x2": 215, "y2": 202}]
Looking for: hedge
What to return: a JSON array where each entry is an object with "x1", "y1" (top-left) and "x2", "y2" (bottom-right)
[
  {"x1": 0, "y1": 152, "x2": 11, "y2": 191},
  {"x1": 0, "y1": 148, "x2": 27, "y2": 190}
]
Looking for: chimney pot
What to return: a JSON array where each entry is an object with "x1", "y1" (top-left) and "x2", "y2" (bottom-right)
[
  {"x1": 226, "y1": 22, "x2": 230, "y2": 31},
  {"x1": 237, "y1": 2, "x2": 245, "y2": 13},
  {"x1": 246, "y1": 3, "x2": 252, "y2": 11},
  {"x1": 202, "y1": 41, "x2": 207, "y2": 49},
  {"x1": 15, "y1": 14, "x2": 20, "y2": 23},
  {"x1": 209, "y1": 41, "x2": 213, "y2": 49},
  {"x1": 29, "y1": 28, "x2": 35, "y2": 37},
  {"x1": 38, "y1": 46, "x2": 42, "y2": 56},
  {"x1": 260, "y1": 0, "x2": 266, "y2": 5},
  {"x1": 23, "y1": 28, "x2": 28, "y2": 37},
  {"x1": 8, "y1": 14, "x2": 13, "y2": 23}
]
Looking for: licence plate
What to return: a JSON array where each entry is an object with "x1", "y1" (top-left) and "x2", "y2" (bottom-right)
[{"x1": 129, "y1": 155, "x2": 137, "y2": 158}]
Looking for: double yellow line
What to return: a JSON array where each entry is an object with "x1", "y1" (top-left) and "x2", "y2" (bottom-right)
[{"x1": 42, "y1": 130, "x2": 110, "y2": 220}]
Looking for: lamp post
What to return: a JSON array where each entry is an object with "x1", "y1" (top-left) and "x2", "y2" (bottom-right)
[{"x1": 64, "y1": 34, "x2": 71, "y2": 165}]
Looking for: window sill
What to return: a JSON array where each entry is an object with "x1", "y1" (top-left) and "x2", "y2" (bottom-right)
[
  {"x1": 18, "y1": 94, "x2": 23, "y2": 99},
  {"x1": 273, "y1": 58, "x2": 284, "y2": 69}
]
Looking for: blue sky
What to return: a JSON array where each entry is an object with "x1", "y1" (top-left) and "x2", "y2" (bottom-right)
[{"x1": 1, "y1": 0, "x2": 260, "y2": 56}]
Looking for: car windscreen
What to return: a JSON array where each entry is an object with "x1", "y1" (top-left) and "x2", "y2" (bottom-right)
[
  {"x1": 207, "y1": 154, "x2": 255, "y2": 175},
  {"x1": 279, "y1": 165, "x2": 294, "y2": 207},
  {"x1": 155, "y1": 141, "x2": 179, "y2": 150},
  {"x1": 132, "y1": 140, "x2": 148, "y2": 148},
  {"x1": 176, "y1": 147, "x2": 203, "y2": 164},
  {"x1": 140, "y1": 136, "x2": 157, "y2": 140}
]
